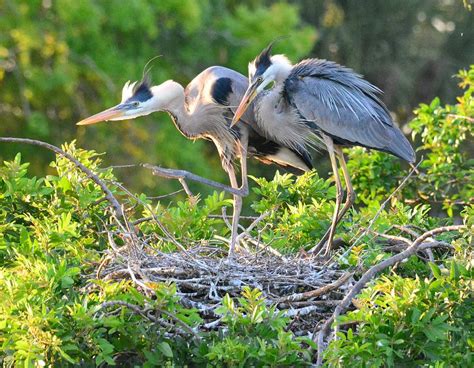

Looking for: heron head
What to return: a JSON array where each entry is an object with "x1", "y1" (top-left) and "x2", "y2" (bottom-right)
[
  {"x1": 231, "y1": 42, "x2": 292, "y2": 126},
  {"x1": 77, "y1": 77, "x2": 157, "y2": 126}
]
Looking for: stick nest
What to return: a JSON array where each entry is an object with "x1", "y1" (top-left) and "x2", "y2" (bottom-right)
[{"x1": 100, "y1": 245, "x2": 354, "y2": 336}]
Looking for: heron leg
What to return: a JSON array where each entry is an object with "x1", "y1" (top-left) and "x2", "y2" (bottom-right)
[
  {"x1": 311, "y1": 136, "x2": 343, "y2": 256},
  {"x1": 310, "y1": 147, "x2": 355, "y2": 251},
  {"x1": 227, "y1": 135, "x2": 249, "y2": 259},
  {"x1": 238, "y1": 133, "x2": 249, "y2": 196},
  {"x1": 227, "y1": 166, "x2": 242, "y2": 258},
  {"x1": 335, "y1": 146, "x2": 355, "y2": 222}
]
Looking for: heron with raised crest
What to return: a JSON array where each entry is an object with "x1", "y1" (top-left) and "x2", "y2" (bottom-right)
[{"x1": 231, "y1": 42, "x2": 415, "y2": 256}]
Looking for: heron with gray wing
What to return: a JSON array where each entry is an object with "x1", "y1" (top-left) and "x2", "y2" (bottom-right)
[
  {"x1": 77, "y1": 66, "x2": 312, "y2": 257},
  {"x1": 231, "y1": 42, "x2": 415, "y2": 256}
]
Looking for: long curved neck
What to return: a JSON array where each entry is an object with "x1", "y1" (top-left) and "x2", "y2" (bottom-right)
[{"x1": 151, "y1": 81, "x2": 201, "y2": 138}]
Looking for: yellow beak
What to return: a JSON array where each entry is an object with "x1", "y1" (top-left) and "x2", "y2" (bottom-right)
[
  {"x1": 76, "y1": 105, "x2": 126, "y2": 126},
  {"x1": 230, "y1": 82, "x2": 259, "y2": 127}
]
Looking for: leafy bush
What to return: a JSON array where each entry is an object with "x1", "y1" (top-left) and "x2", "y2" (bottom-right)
[
  {"x1": 0, "y1": 148, "x2": 311, "y2": 367},
  {"x1": 196, "y1": 287, "x2": 314, "y2": 367},
  {"x1": 324, "y1": 259, "x2": 473, "y2": 367}
]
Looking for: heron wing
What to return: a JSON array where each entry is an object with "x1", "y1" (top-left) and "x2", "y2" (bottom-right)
[{"x1": 285, "y1": 59, "x2": 415, "y2": 162}]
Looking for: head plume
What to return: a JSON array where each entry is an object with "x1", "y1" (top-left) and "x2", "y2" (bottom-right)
[
  {"x1": 250, "y1": 36, "x2": 290, "y2": 78},
  {"x1": 121, "y1": 73, "x2": 153, "y2": 104}
]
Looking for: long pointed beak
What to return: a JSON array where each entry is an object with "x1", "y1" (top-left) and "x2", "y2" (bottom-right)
[
  {"x1": 76, "y1": 105, "x2": 126, "y2": 126},
  {"x1": 231, "y1": 82, "x2": 259, "y2": 127}
]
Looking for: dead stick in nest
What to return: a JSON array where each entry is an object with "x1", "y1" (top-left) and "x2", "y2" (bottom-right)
[
  {"x1": 276, "y1": 271, "x2": 353, "y2": 304},
  {"x1": 315, "y1": 224, "x2": 466, "y2": 366}
]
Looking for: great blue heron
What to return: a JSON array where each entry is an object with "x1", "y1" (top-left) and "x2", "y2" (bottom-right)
[
  {"x1": 77, "y1": 66, "x2": 312, "y2": 257},
  {"x1": 231, "y1": 43, "x2": 415, "y2": 255}
]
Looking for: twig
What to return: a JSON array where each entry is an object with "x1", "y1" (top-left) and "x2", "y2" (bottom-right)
[
  {"x1": 285, "y1": 305, "x2": 325, "y2": 318},
  {"x1": 221, "y1": 207, "x2": 233, "y2": 230},
  {"x1": 447, "y1": 113, "x2": 474, "y2": 123},
  {"x1": 277, "y1": 272, "x2": 353, "y2": 304},
  {"x1": 178, "y1": 178, "x2": 195, "y2": 198},
  {"x1": 392, "y1": 224, "x2": 421, "y2": 239},
  {"x1": 235, "y1": 211, "x2": 272, "y2": 244},
  {"x1": 208, "y1": 214, "x2": 259, "y2": 220},
  {"x1": 143, "y1": 164, "x2": 247, "y2": 196},
  {"x1": 315, "y1": 224, "x2": 465, "y2": 366}
]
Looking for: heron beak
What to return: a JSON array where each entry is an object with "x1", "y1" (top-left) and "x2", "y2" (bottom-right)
[
  {"x1": 231, "y1": 82, "x2": 259, "y2": 127},
  {"x1": 76, "y1": 105, "x2": 126, "y2": 126}
]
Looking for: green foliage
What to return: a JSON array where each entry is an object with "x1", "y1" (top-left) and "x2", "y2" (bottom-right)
[
  {"x1": 150, "y1": 191, "x2": 233, "y2": 245},
  {"x1": 223, "y1": 2, "x2": 317, "y2": 69},
  {"x1": 251, "y1": 171, "x2": 335, "y2": 251},
  {"x1": 345, "y1": 148, "x2": 402, "y2": 205},
  {"x1": 409, "y1": 67, "x2": 474, "y2": 216},
  {"x1": 198, "y1": 287, "x2": 314, "y2": 367},
  {"x1": 324, "y1": 260, "x2": 473, "y2": 367}
]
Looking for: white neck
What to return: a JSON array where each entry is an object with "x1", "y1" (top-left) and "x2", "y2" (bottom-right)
[
  {"x1": 149, "y1": 80, "x2": 185, "y2": 115},
  {"x1": 269, "y1": 54, "x2": 292, "y2": 83},
  {"x1": 148, "y1": 80, "x2": 206, "y2": 138}
]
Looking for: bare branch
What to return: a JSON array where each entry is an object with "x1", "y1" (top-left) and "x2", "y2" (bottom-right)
[
  {"x1": 143, "y1": 164, "x2": 247, "y2": 196},
  {"x1": 235, "y1": 211, "x2": 272, "y2": 244},
  {"x1": 277, "y1": 272, "x2": 353, "y2": 304}
]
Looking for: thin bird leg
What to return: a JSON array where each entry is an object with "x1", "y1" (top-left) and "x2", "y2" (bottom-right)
[
  {"x1": 311, "y1": 147, "x2": 356, "y2": 250},
  {"x1": 334, "y1": 146, "x2": 355, "y2": 222},
  {"x1": 311, "y1": 136, "x2": 343, "y2": 256},
  {"x1": 227, "y1": 134, "x2": 250, "y2": 258},
  {"x1": 238, "y1": 132, "x2": 250, "y2": 196},
  {"x1": 227, "y1": 165, "x2": 242, "y2": 258}
]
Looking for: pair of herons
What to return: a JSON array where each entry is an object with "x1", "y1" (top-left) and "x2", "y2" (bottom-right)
[{"x1": 78, "y1": 42, "x2": 415, "y2": 258}]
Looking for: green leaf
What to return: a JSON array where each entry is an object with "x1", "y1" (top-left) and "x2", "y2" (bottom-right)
[
  {"x1": 429, "y1": 263, "x2": 441, "y2": 278},
  {"x1": 157, "y1": 342, "x2": 173, "y2": 358}
]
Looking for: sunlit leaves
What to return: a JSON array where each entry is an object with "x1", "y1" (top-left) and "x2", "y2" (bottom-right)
[{"x1": 325, "y1": 268, "x2": 473, "y2": 367}]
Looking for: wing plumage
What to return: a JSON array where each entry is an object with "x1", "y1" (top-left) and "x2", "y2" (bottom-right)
[{"x1": 285, "y1": 59, "x2": 415, "y2": 163}]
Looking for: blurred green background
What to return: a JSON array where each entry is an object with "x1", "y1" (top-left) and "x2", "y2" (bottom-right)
[{"x1": 1, "y1": 0, "x2": 473, "y2": 196}]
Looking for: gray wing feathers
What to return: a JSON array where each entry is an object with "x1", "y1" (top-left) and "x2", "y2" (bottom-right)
[{"x1": 287, "y1": 59, "x2": 415, "y2": 163}]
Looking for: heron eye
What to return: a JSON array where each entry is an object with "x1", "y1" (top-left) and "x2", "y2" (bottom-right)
[
  {"x1": 257, "y1": 77, "x2": 263, "y2": 83},
  {"x1": 132, "y1": 101, "x2": 140, "y2": 107}
]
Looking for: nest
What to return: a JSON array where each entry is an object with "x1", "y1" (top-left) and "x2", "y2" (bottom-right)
[{"x1": 99, "y1": 244, "x2": 355, "y2": 337}]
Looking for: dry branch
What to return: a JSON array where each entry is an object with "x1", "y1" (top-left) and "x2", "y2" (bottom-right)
[
  {"x1": 143, "y1": 163, "x2": 248, "y2": 196},
  {"x1": 276, "y1": 271, "x2": 353, "y2": 304}
]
